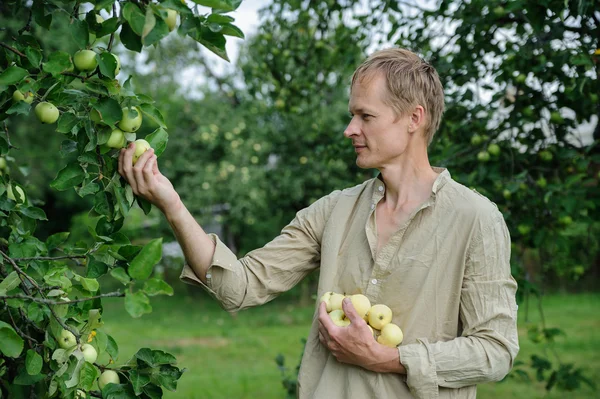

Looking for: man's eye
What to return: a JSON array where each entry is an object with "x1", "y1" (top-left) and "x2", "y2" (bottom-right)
[{"x1": 362, "y1": 114, "x2": 372, "y2": 120}]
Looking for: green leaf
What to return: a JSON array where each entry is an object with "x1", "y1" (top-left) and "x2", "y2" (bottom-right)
[
  {"x1": 190, "y1": 0, "x2": 241, "y2": 11},
  {"x1": 124, "y1": 291, "x2": 152, "y2": 318},
  {"x1": 102, "y1": 383, "x2": 137, "y2": 399},
  {"x1": 25, "y1": 349, "x2": 43, "y2": 375},
  {"x1": 106, "y1": 334, "x2": 119, "y2": 360},
  {"x1": 161, "y1": 0, "x2": 194, "y2": 13},
  {"x1": 128, "y1": 238, "x2": 163, "y2": 280},
  {"x1": 13, "y1": 367, "x2": 45, "y2": 385},
  {"x1": 145, "y1": 127, "x2": 169, "y2": 156},
  {"x1": 110, "y1": 267, "x2": 131, "y2": 285},
  {"x1": 143, "y1": 17, "x2": 170, "y2": 47},
  {"x1": 0, "y1": 321, "x2": 24, "y2": 357},
  {"x1": 57, "y1": 112, "x2": 80, "y2": 134},
  {"x1": 19, "y1": 206, "x2": 47, "y2": 220},
  {"x1": 137, "y1": 196, "x2": 153, "y2": 215},
  {"x1": 193, "y1": 27, "x2": 229, "y2": 61},
  {"x1": 50, "y1": 162, "x2": 85, "y2": 191},
  {"x1": 143, "y1": 278, "x2": 174, "y2": 296},
  {"x1": 79, "y1": 361, "x2": 99, "y2": 391},
  {"x1": 76, "y1": 275, "x2": 100, "y2": 293},
  {"x1": 151, "y1": 349, "x2": 177, "y2": 365},
  {"x1": 94, "y1": 97, "x2": 123, "y2": 126},
  {"x1": 221, "y1": 23, "x2": 244, "y2": 38},
  {"x1": 0, "y1": 271, "x2": 21, "y2": 295},
  {"x1": 42, "y1": 51, "x2": 73, "y2": 77},
  {"x1": 142, "y1": 384, "x2": 163, "y2": 399},
  {"x1": 123, "y1": 2, "x2": 146, "y2": 35},
  {"x1": 46, "y1": 232, "x2": 70, "y2": 251},
  {"x1": 113, "y1": 186, "x2": 130, "y2": 218},
  {"x1": 139, "y1": 104, "x2": 167, "y2": 128},
  {"x1": 120, "y1": 23, "x2": 143, "y2": 53},
  {"x1": 97, "y1": 17, "x2": 120, "y2": 38},
  {"x1": 142, "y1": 7, "x2": 157, "y2": 39},
  {"x1": 25, "y1": 47, "x2": 43, "y2": 68},
  {"x1": 87, "y1": 259, "x2": 109, "y2": 278},
  {"x1": 156, "y1": 364, "x2": 183, "y2": 391},
  {"x1": 94, "y1": 191, "x2": 112, "y2": 217},
  {"x1": 0, "y1": 66, "x2": 28, "y2": 86},
  {"x1": 6, "y1": 101, "x2": 31, "y2": 116},
  {"x1": 98, "y1": 52, "x2": 118, "y2": 80},
  {"x1": 70, "y1": 17, "x2": 89, "y2": 49},
  {"x1": 129, "y1": 369, "x2": 151, "y2": 395}
]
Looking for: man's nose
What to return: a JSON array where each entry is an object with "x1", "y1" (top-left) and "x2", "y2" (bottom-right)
[{"x1": 344, "y1": 117, "x2": 360, "y2": 138}]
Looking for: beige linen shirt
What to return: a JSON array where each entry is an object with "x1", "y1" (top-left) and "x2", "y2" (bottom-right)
[{"x1": 181, "y1": 168, "x2": 519, "y2": 399}]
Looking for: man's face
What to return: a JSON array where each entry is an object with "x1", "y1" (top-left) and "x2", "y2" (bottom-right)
[{"x1": 344, "y1": 73, "x2": 412, "y2": 170}]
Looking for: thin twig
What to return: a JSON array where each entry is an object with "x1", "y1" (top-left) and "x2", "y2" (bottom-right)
[
  {"x1": 0, "y1": 291, "x2": 125, "y2": 305},
  {"x1": 61, "y1": 72, "x2": 87, "y2": 82},
  {"x1": 0, "y1": 250, "x2": 36, "y2": 295},
  {"x1": 13, "y1": 255, "x2": 87, "y2": 262},
  {"x1": 0, "y1": 42, "x2": 26, "y2": 57},
  {"x1": 3, "y1": 302, "x2": 38, "y2": 344},
  {"x1": 107, "y1": 3, "x2": 117, "y2": 52},
  {"x1": 18, "y1": 9, "x2": 33, "y2": 34}
]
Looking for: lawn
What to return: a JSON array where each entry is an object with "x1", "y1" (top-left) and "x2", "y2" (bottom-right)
[{"x1": 101, "y1": 290, "x2": 599, "y2": 398}]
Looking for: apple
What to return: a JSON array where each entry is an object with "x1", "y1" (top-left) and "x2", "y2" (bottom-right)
[
  {"x1": 106, "y1": 128, "x2": 126, "y2": 149},
  {"x1": 74, "y1": 50, "x2": 98, "y2": 72},
  {"x1": 110, "y1": 53, "x2": 121, "y2": 75},
  {"x1": 132, "y1": 139, "x2": 151, "y2": 165},
  {"x1": 539, "y1": 150, "x2": 553, "y2": 162},
  {"x1": 502, "y1": 189, "x2": 511, "y2": 200},
  {"x1": 35, "y1": 102, "x2": 59, "y2": 124},
  {"x1": 328, "y1": 293, "x2": 346, "y2": 312},
  {"x1": 350, "y1": 294, "x2": 371, "y2": 320},
  {"x1": 0, "y1": 157, "x2": 6, "y2": 170},
  {"x1": 320, "y1": 292, "x2": 334, "y2": 312},
  {"x1": 517, "y1": 224, "x2": 531, "y2": 235},
  {"x1": 536, "y1": 177, "x2": 547, "y2": 188},
  {"x1": 81, "y1": 343, "x2": 98, "y2": 363},
  {"x1": 522, "y1": 106, "x2": 534, "y2": 117},
  {"x1": 329, "y1": 310, "x2": 350, "y2": 327},
  {"x1": 368, "y1": 304, "x2": 393, "y2": 330},
  {"x1": 367, "y1": 325, "x2": 377, "y2": 339},
  {"x1": 487, "y1": 143, "x2": 501, "y2": 156},
  {"x1": 165, "y1": 9, "x2": 178, "y2": 32},
  {"x1": 13, "y1": 90, "x2": 34, "y2": 104},
  {"x1": 477, "y1": 151, "x2": 490, "y2": 162},
  {"x1": 6, "y1": 185, "x2": 26, "y2": 203},
  {"x1": 118, "y1": 106, "x2": 143, "y2": 132},
  {"x1": 470, "y1": 134, "x2": 483, "y2": 146},
  {"x1": 550, "y1": 111, "x2": 564, "y2": 124},
  {"x1": 559, "y1": 215, "x2": 573, "y2": 226},
  {"x1": 58, "y1": 329, "x2": 77, "y2": 349},
  {"x1": 493, "y1": 6, "x2": 505, "y2": 17},
  {"x1": 377, "y1": 323, "x2": 404, "y2": 348},
  {"x1": 515, "y1": 74, "x2": 526, "y2": 84},
  {"x1": 98, "y1": 370, "x2": 120, "y2": 390}
]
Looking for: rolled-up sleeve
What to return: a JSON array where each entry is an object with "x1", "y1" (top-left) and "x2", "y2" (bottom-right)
[
  {"x1": 399, "y1": 210, "x2": 519, "y2": 398},
  {"x1": 180, "y1": 190, "x2": 341, "y2": 312}
]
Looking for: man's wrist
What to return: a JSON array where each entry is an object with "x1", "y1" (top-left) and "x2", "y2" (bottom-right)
[{"x1": 369, "y1": 343, "x2": 407, "y2": 374}]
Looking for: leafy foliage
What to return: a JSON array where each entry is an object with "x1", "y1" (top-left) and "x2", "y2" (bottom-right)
[{"x1": 0, "y1": 0, "x2": 245, "y2": 397}]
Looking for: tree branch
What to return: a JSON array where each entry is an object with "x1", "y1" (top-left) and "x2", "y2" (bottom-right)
[
  {"x1": 3, "y1": 301, "x2": 38, "y2": 344},
  {"x1": 0, "y1": 42, "x2": 26, "y2": 57},
  {"x1": 0, "y1": 291, "x2": 125, "y2": 305},
  {"x1": 107, "y1": 3, "x2": 117, "y2": 52},
  {"x1": 13, "y1": 255, "x2": 87, "y2": 262},
  {"x1": 0, "y1": 249, "x2": 36, "y2": 295}
]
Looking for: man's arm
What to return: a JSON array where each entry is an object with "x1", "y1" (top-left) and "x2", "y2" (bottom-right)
[{"x1": 118, "y1": 143, "x2": 214, "y2": 283}]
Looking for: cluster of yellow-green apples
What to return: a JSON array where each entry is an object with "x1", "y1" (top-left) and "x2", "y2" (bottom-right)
[
  {"x1": 321, "y1": 292, "x2": 404, "y2": 348},
  {"x1": 57, "y1": 329, "x2": 120, "y2": 394}
]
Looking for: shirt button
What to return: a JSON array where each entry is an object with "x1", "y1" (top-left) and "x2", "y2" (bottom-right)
[
  {"x1": 370, "y1": 204, "x2": 375, "y2": 210},
  {"x1": 371, "y1": 279, "x2": 378, "y2": 285},
  {"x1": 378, "y1": 186, "x2": 384, "y2": 192},
  {"x1": 206, "y1": 273, "x2": 212, "y2": 279}
]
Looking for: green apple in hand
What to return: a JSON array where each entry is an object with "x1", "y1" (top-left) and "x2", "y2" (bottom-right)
[
  {"x1": 350, "y1": 294, "x2": 371, "y2": 320},
  {"x1": 132, "y1": 139, "x2": 151, "y2": 165},
  {"x1": 328, "y1": 293, "x2": 346, "y2": 311},
  {"x1": 320, "y1": 292, "x2": 334, "y2": 312},
  {"x1": 329, "y1": 309, "x2": 351, "y2": 327},
  {"x1": 368, "y1": 304, "x2": 393, "y2": 330},
  {"x1": 118, "y1": 106, "x2": 143, "y2": 132},
  {"x1": 98, "y1": 370, "x2": 120, "y2": 389},
  {"x1": 377, "y1": 323, "x2": 404, "y2": 347},
  {"x1": 58, "y1": 329, "x2": 77, "y2": 349},
  {"x1": 81, "y1": 344, "x2": 98, "y2": 363}
]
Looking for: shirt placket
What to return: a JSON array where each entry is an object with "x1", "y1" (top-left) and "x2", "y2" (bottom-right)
[{"x1": 364, "y1": 181, "x2": 436, "y2": 300}]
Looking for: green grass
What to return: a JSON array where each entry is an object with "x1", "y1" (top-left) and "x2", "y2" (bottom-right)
[{"x1": 101, "y1": 291, "x2": 599, "y2": 398}]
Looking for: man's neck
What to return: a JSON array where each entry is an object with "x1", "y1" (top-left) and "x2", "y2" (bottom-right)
[{"x1": 378, "y1": 153, "x2": 438, "y2": 212}]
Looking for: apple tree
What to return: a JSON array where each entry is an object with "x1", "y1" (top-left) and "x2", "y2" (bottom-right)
[{"x1": 0, "y1": 0, "x2": 245, "y2": 397}]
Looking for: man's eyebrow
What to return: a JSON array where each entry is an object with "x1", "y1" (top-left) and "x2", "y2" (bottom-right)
[{"x1": 348, "y1": 107, "x2": 375, "y2": 114}]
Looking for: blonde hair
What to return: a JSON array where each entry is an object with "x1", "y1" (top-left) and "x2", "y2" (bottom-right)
[{"x1": 351, "y1": 48, "x2": 445, "y2": 145}]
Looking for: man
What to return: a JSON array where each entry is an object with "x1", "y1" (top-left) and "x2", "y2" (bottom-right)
[{"x1": 118, "y1": 48, "x2": 519, "y2": 398}]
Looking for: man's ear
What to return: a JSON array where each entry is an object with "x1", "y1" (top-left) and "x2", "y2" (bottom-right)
[{"x1": 408, "y1": 105, "x2": 426, "y2": 133}]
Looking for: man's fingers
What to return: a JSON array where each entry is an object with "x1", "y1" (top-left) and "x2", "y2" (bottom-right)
[
  {"x1": 142, "y1": 152, "x2": 156, "y2": 187},
  {"x1": 118, "y1": 148, "x2": 125, "y2": 178},
  {"x1": 342, "y1": 298, "x2": 362, "y2": 323},
  {"x1": 121, "y1": 143, "x2": 137, "y2": 193}
]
